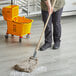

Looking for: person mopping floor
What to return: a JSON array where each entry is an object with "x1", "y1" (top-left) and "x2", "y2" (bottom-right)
[
  {"x1": 13, "y1": 0, "x2": 65, "y2": 73},
  {"x1": 40, "y1": 0, "x2": 65, "y2": 51},
  {"x1": 13, "y1": 0, "x2": 56, "y2": 73}
]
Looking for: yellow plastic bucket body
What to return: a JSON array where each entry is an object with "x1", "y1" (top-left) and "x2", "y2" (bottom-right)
[
  {"x1": 7, "y1": 16, "x2": 33, "y2": 36},
  {"x1": 2, "y1": 5, "x2": 19, "y2": 21}
]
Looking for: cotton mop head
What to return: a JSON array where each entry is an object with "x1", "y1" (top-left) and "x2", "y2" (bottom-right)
[{"x1": 13, "y1": 56, "x2": 38, "y2": 73}]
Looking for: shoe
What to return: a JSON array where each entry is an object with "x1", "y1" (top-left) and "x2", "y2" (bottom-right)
[
  {"x1": 40, "y1": 43, "x2": 51, "y2": 51},
  {"x1": 53, "y1": 42, "x2": 60, "y2": 49}
]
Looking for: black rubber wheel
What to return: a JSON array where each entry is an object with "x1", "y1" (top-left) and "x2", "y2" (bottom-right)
[
  {"x1": 19, "y1": 38, "x2": 22, "y2": 43},
  {"x1": 26, "y1": 34, "x2": 30, "y2": 38},
  {"x1": 11, "y1": 35, "x2": 14, "y2": 37},
  {"x1": 5, "y1": 35, "x2": 8, "y2": 39}
]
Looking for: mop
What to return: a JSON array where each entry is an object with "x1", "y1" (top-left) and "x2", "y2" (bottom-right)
[{"x1": 13, "y1": 0, "x2": 57, "y2": 73}]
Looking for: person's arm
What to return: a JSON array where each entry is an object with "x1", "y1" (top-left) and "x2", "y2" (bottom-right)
[{"x1": 45, "y1": 0, "x2": 53, "y2": 14}]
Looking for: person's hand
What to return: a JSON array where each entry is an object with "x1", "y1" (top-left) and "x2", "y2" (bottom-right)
[
  {"x1": 48, "y1": 6, "x2": 53, "y2": 15},
  {"x1": 45, "y1": 0, "x2": 53, "y2": 15}
]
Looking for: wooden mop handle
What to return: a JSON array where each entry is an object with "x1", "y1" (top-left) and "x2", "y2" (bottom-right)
[{"x1": 33, "y1": 0, "x2": 57, "y2": 57}]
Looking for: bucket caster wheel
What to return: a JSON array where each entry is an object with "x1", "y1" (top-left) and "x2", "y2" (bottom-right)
[
  {"x1": 19, "y1": 37, "x2": 22, "y2": 43},
  {"x1": 26, "y1": 33, "x2": 30, "y2": 38},
  {"x1": 5, "y1": 34, "x2": 8, "y2": 39},
  {"x1": 11, "y1": 34, "x2": 14, "y2": 37}
]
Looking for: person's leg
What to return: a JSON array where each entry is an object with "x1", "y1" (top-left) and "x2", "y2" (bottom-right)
[
  {"x1": 40, "y1": 10, "x2": 52, "y2": 51},
  {"x1": 52, "y1": 8, "x2": 63, "y2": 49}
]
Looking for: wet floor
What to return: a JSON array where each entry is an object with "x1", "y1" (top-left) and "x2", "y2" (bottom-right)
[{"x1": 0, "y1": 15, "x2": 76, "y2": 76}]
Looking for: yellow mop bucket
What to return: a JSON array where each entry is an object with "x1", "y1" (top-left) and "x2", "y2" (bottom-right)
[
  {"x1": 5, "y1": 16, "x2": 33, "y2": 42},
  {"x1": 2, "y1": 5, "x2": 19, "y2": 21}
]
